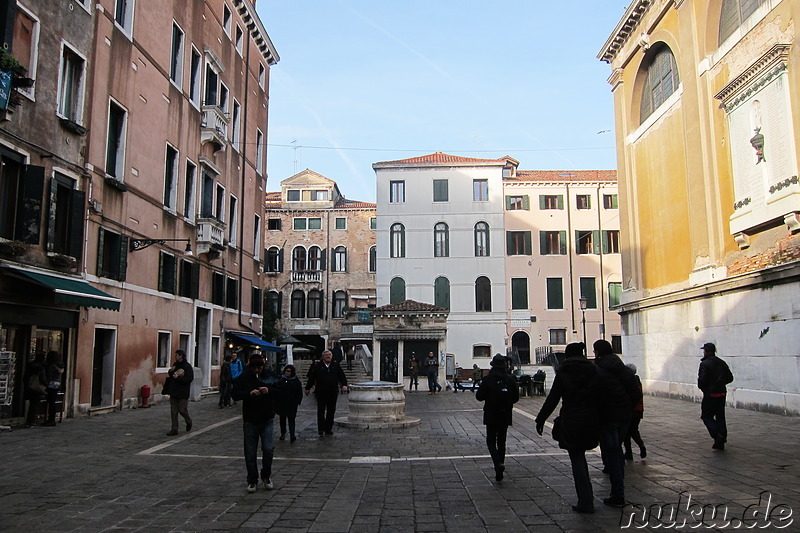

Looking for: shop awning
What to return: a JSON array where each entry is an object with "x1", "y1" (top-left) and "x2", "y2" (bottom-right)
[
  {"x1": 228, "y1": 332, "x2": 282, "y2": 352},
  {"x1": 8, "y1": 269, "x2": 121, "y2": 311}
]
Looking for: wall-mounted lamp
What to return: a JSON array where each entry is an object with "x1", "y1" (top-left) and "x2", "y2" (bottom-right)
[{"x1": 129, "y1": 238, "x2": 192, "y2": 256}]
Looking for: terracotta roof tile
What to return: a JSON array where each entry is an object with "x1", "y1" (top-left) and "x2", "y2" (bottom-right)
[
  {"x1": 373, "y1": 300, "x2": 448, "y2": 314},
  {"x1": 335, "y1": 198, "x2": 376, "y2": 209},
  {"x1": 509, "y1": 170, "x2": 617, "y2": 182},
  {"x1": 373, "y1": 152, "x2": 509, "y2": 167}
]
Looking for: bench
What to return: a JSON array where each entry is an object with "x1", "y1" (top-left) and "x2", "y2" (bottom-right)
[{"x1": 452, "y1": 367, "x2": 486, "y2": 392}]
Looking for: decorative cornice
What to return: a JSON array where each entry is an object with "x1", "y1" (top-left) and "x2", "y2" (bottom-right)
[
  {"x1": 607, "y1": 68, "x2": 624, "y2": 91},
  {"x1": 714, "y1": 44, "x2": 791, "y2": 111},
  {"x1": 234, "y1": 0, "x2": 280, "y2": 65},
  {"x1": 598, "y1": 0, "x2": 652, "y2": 63}
]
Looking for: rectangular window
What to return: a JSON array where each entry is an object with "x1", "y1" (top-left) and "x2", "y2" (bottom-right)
[
  {"x1": 12, "y1": 5, "x2": 39, "y2": 99},
  {"x1": 48, "y1": 174, "x2": 85, "y2": 258},
  {"x1": 540, "y1": 231, "x2": 567, "y2": 255},
  {"x1": 215, "y1": 184, "x2": 225, "y2": 222},
  {"x1": 505, "y1": 195, "x2": 530, "y2": 210},
  {"x1": 159, "y1": 251, "x2": 178, "y2": 294},
  {"x1": 157, "y1": 331, "x2": 171, "y2": 368},
  {"x1": 106, "y1": 99, "x2": 128, "y2": 180},
  {"x1": 286, "y1": 189, "x2": 300, "y2": 201},
  {"x1": 235, "y1": 25, "x2": 243, "y2": 55},
  {"x1": 219, "y1": 83, "x2": 229, "y2": 113},
  {"x1": 308, "y1": 218, "x2": 322, "y2": 230},
  {"x1": 433, "y1": 179, "x2": 448, "y2": 202},
  {"x1": 253, "y1": 214, "x2": 261, "y2": 260},
  {"x1": 576, "y1": 230, "x2": 600, "y2": 255},
  {"x1": 546, "y1": 278, "x2": 563, "y2": 310},
  {"x1": 335, "y1": 217, "x2": 346, "y2": 230},
  {"x1": 57, "y1": 43, "x2": 86, "y2": 123},
  {"x1": 473, "y1": 179, "x2": 488, "y2": 201},
  {"x1": 301, "y1": 189, "x2": 328, "y2": 201},
  {"x1": 184, "y1": 160, "x2": 197, "y2": 221},
  {"x1": 228, "y1": 195, "x2": 238, "y2": 247},
  {"x1": 603, "y1": 194, "x2": 619, "y2": 209},
  {"x1": 506, "y1": 231, "x2": 532, "y2": 255},
  {"x1": 223, "y1": 4, "x2": 232, "y2": 37},
  {"x1": 226, "y1": 277, "x2": 239, "y2": 309},
  {"x1": 204, "y1": 63, "x2": 218, "y2": 106},
  {"x1": 115, "y1": 0, "x2": 135, "y2": 34},
  {"x1": 189, "y1": 47, "x2": 201, "y2": 105},
  {"x1": 370, "y1": 217, "x2": 377, "y2": 230},
  {"x1": 230, "y1": 100, "x2": 241, "y2": 151},
  {"x1": 200, "y1": 171, "x2": 214, "y2": 218},
  {"x1": 603, "y1": 230, "x2": 620, "y2": 254},
  {"x1": 163, "y1": 144, "x2": 179, "y2": 210},
  {"x1": 212, "y1": 272, "x2": 225, "y2": 306},
  {"x1": 178, "y1": 259, "x2": 199, "y2": 299},
  {"x1": 511, "y1": 278, "x2": 528, "y2": 310},
  {"x1": 293, "y1": 218, "x2": 307, "y2": 231},
  {"x1": 540, "y1": 195, "x2": 564, "y2": 210},
  {"x1": 268, "y1": 218, "x2": 281, "y2": 231},
  {"x1": 549, "y1": 329, "x2": 567, "y2": 345},
  {"x1": 389, "y1": 180, "x2": 405, "y2": 203},
  {"x1": 252, "y1": 286, "x2": 262, "y2": 315},
  {"x1": 170, "y1": 22, "x2": 184, "y2": 86},
  {"x1": 580, "y1": 277, "x2": 597, "y2": 309},
  {"x1": 611, "y1": 335, "x2": 623, "y2": 354},
  {"x1": 97, "y1": 227, "x2": 128, "y2": 281},
  {"x1": 608, "y1": 282, "x2": 622, "y2": 308},
  {"x1": 211, "y1": 336, "x2": 221, "y2": 366},
  {"x1": 258, "y1": 63, "x2": 265, "y2": 89},
  {"x1": 255, "y1": 129, "x2": 264, "y2": 174},
  {"x1": 576, "y1": 194, "x2": 591, "y2": 210},
  {"x1": 179, "y1": 333, "x2": 191, "y2": 360}
]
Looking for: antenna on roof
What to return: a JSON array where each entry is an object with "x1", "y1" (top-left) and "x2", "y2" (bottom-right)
[{"x1": 291, "y1": 140, "x2": 300, "y2": 174}]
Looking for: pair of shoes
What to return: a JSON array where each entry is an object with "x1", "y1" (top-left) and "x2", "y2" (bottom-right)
[
  {"x1": 640, "y1": 447, "x2": 647, "y2": 459},
  {"x1": 186, "y1": 422, "x2": 193, "y2": 432},
  {"x1": 247, "y1": 483, "x2": 257, "y2": 493},
  {"x1": 279, "y1": 434, "x2": 286, "y2": 441},
  {"x1": 167, "y1": 429, "x2": 178, "y2": 436},
  {"x1": 318, "y1": 432, "x2": 324, "y2": 438},
  {"x1": 42, "y1": 421, "x2": 57, "y2": 427},
  {"x1": 624, "y1": 450, "x2": 633, "y2": 461},
  {"x1": 262, "y1": 478, "x2": 273, "y2": 490},
  {"x1": 219, "y1": 405, "x2": 224, "y2": 409},
  {"x1": 427, "y1": 392, "x2": 433, "y2": 395},
  {"x1": 495, "y1": 464, "x2": 505, "y2": 482},
  {"x1": 324, "y1": 431, "x2": 333, "y2": 435},
  {"x1": 712, "y1": 440, "x2": 725, "y2": 450},
  {"x1": 603, "y1": 496, "x2": 626, "y2": 508},
  {"x1": 290, "y1": 435, "x2": 297, "y2": 443},
  {"x1": 572, "y1": 505, "x2": 595, "y2": 514}
]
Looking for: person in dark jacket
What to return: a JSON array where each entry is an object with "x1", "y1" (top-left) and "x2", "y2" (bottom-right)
[
  {"x1": 219, "y1": 354, "x2": 233, "y2": 408},
  {"x1": 277, "y1": 364, "x2": 303, "y2": 442},
  {"x1": 476, "y1": 354, "x2": 520, "y2": 482},
  {"x1": 166, "y1": 349, "x2": 194, "y2": 436},
  {"x1": 232, "y1": 354, "x2": 282, "y2": 493},
  {"x1": 305, "y1": 349, "x2": 348, "y2": 436},
  {"x1": 25, "y1": 353, "x2": 47, "y2": 427},
  {"x1": 535, "y1": 342, "x2": 600, "y2": 513},
  {"x1": 43, "y1": 351, "x2": 65, "y2": 426},
  {"x1": 408, "y1": 354, "x2": 420, "y2": 391},
  {"x1": 623, "y1": 363, "x2": 646, "y2": 460},
  {"x1": 424, "y1": 351, "x2": 441, "y2": 394},
  {"x1": 698, "y1": 343, "x2": 733, "y2": 450},
  {"x1": 593, "y1": 339, "x2": 641, "y2": 508}
]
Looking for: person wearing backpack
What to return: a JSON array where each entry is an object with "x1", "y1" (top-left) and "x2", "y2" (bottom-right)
[
  {"x1": 476, "y1": 354, "x2": 519, "y2": 482},
  {"x1": 698, "y1": 343, "x2": 734, "y2": 450}
]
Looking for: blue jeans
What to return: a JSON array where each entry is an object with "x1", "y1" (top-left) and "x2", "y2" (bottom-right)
[
  {"x1": 427, "y1": 372, "x2": 440, "y2": 392},
  {"x1": 243, "y1": 420, "x2": 274, "y2": 484},
  {"x1": 598, "y1": 419, "x2": 629, "y2": 499}
]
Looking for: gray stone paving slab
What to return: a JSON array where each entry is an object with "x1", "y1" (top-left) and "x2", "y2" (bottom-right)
[{"x1": 2, "y1": 389, "x2": 799, "y2": 531}]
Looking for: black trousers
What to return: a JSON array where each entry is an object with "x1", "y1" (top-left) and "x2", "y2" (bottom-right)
[
  {"x1": 485, "y1": 423, "x2": 509, "y2": 469},
  {"x1": 315, "y1": 391, "x2": 338, "y2": 433},
  {"x1": 701, "y1": 395, "x2": 727, "y2": 442}
]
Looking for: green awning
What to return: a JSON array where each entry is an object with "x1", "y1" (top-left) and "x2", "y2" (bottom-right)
[{"x1": 12, "y1": 269, "x2": 121, "y2": 311}]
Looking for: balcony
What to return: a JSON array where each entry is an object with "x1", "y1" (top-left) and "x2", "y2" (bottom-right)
[
  {"x1": 200, "y1": 105, "x2": 228, "y2": 151},
  {"x1": 196, "y1": 217, "x2": 226, "y2": 258},
  {"x1": 291, "y1": 270, "x2": 322, "y2": 283}
]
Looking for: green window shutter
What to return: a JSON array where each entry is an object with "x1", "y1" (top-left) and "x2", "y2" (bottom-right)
[
  {"x1": 581, "y1": 278, "x2": 597, "y2": 309},
  {"x1": 19, "y1": 165, "x2": 44, "y2": 244},
  {"x1": 546, "y1": 278, "x2": 563, "y2": 309},
  {"x1": 557, "y1": 195, "x2": 564, "y2": 210},
  {"x1": 612, "y1": 195, "x2": 619, "y2": 209},
  {"x1": 559, "y1": 231, "x2": 567, "y2": 255},
  {"x1": 158, "y1": 253, "x2": 165, "y2": 292},
  {"x1": 46, "y1": 177, "x2": 58, "y2": 252},
  {"x1": 511, "y1": 278, "x2": 528, "y2": 309},
  {"x1": 68, "y1": 189, "x2": 85, "y2": 259},
  {"x1": 587, "y1": 195, "x2": 592, "y2": 209},
  {"x1": 574, "y1": 230, "x2": 581, "y2": 254},
  {"x1": 539, "y1": 195, "x2": 546, "y2": 209},
  {"x1": 608, "y1": 282, "x2": 622, "y2": 307},
  {"x1": 601, "y1": 230, "x2": 608, "y2": 254},
  {"x1": 523, "y1": 231, "x2": 532, "y2": 255},
  {"x1": 506, "y1": 232, "x2": 514, "y2": 255},
  {"x1": 593, "y1": 230, "x2": 601, "y2": 254},
  {"x1": 523, "y1": 195, "x2": 530, "y2": 210},
  {"x1": 118, "y1": 235, "x2": 128, "y2": 282},
  {"x1": 171, "y1": 256, "x2": 178, "y2": 294},
  {"x1": 190, "y1": 262, "x2": 200, "y2": 299},
  {"x1": 505, "y1": 196, "x2": 512, "y2": 210},
  {"x1": 539, "y1": 231, "x2": 547, "y2": 255},
  {"x1": 97, "y1": 227, "x2": 105, "y2": 276}
]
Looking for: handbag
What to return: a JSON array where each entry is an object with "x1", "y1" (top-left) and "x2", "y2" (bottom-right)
[
  {"x1": 162, "y1": 376, "x2": 174, "y2": 396},
  {"x1": 28, "y1": 374, "x2": 46, "y2": 395}
]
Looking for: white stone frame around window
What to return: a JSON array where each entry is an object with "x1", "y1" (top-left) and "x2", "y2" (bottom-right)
[{"x1": 56, "y1": 40, "x2": 87, "y2": 124}]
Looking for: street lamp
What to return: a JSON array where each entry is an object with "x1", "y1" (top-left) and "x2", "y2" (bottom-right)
[
  {"x1": 129, "y1": 238, "x2": 192, "y2": 255},
  {"x1": 579, "y1": 297, "x2": 588, "y2": 355}
]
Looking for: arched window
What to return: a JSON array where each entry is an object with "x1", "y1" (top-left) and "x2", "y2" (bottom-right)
[
  {"x1": 390, "y1": 277, "x2": 406, "y2": 304},
  {"x1": 332, "y1": 246, "x2": 347, "y2": 272},
  {"x1": 474, "y1": 221, "x2": 490, "y2": 257},
  {"x1": 639, "y1": 45, "x2": 680, "y2": 124},
  {"x1": 266, "y1": 246, "x2": 281, "y2": 272},
  {"x1": 308, "y1": 246, "x2": 322, "y2": 271},
  {"x1": 266, "y1": 291, "x2": 281, "y2": 316},
  {"x1": 332, "y1": 290, "x2": 347, "y2": 318},
  {"x1": 719, "y1": 0, "x2": 766, "y2": 45},
  {"x1": 475, "y1": 276, "x2": 491, "y2": 312},
  {"x1": 369, "y1": 246, "x2": 377, "y2": 272},
  {"x1": 433, "y1": 222, "x2": 449, "y2": 257},
  {"x1": 290, "y1": 289, "x2": 305, "y2": 318},
  {"x1": 307, "y1": 289, "x2": 323, "y2": 318},
  {"x1": 390, "y1": 223, "x2": 405, "y2": 258},
  {"x1": 434, "y1": 276, "x2": 450, "y2": 310},
  {"x1": 291, "y1": 246, "x2": 307, "y2": 271}
]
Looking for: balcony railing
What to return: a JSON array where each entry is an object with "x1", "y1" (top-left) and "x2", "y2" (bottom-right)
[
  {"x1": 200, "y1": 105, "x2": 228, "y2": 150},
  {"x1": 291, "y1": 270, "x2": 322, "y2": 283},
  {"x1": 196, "y1": 217, "x2": 226, "y2": 256}
]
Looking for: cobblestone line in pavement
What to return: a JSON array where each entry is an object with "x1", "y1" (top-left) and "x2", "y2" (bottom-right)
[{"x1": 1, "y1": 388, "x2": 799, "y2": 532}]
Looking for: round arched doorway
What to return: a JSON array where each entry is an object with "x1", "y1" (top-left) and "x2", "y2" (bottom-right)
[{"x1": 511, "y1": 331, "x2": 531, "y2": 365}]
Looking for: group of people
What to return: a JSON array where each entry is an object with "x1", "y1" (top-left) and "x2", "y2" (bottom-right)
[
  {"x1": 25, "y1": 350, "x2": 65, "y2": 428},
  {"x1": 407, "y1": 352, "x2": 442, "y2": 394},
  {"x1": 475, "y1": 339, "x2": 732, "y2": 515}
]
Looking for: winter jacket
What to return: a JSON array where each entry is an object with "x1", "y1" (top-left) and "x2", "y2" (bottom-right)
[
  {"x1": 306, "y1": 361, "x2": 348, "y2": 394},
  {"x1": 220, "y1": 362, "x2": 233, "y2": 384},
  {"x1": 536, "y1": 356, "x2": 601, "y2": 450},
  {"x1": 167, "y1": 359, "x2": 194, "y2": 400},
  {"x1": 424, "y1": 356, "x2": 438, "y2": 375},
  {"x1": 594, "y1": 353, "x2": 640, "y2": 423},
  {"x1": 698, "y1": 355, "x2": 734, "y2": 395},
  {"x1": 277, "y1": 375, "x2": 303, "y2": 417},
  {"x1": 230, "y1": 358, "x2": 244, "y2": 380},
  {"x1": 232, "y1": 366, "x2": 282, "y2": 424},
  {"x1": 476, "y1": 367, "x2": 519, "y2": 426}
]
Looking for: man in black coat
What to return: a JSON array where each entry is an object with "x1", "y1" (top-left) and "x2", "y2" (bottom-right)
[
  {"x1": 305, "y1": 349, "x2": 348, "y2": 436},
  {"x1": 476, "y1": 354, "x2": 520, "y2": 482},
  {"x1": 698, "y1": 342, "x2": 733, "y2": 450},
  {"x1": 593, "y1": 339, "x2": 641, "y2": 508},
  {"x1": 166, "y1": 349, "x2": 194, "y2": 436},
  {"x1": 232, "y1": 354, "x2": 282, "y2": 493}
]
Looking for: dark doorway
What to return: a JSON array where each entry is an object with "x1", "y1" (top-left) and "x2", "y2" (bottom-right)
[
  {"x1": 92, "y1": 328, "x2": 116, "y2": 407},
  {"x1": 512, "y1": 331, "x2": 531, "y2": 364},
  {"x1": 403, "y1": 341, "x2": 438, "y2": 377},
  {"x1": 379, "y1": 340, "x2": 398, "y2": 382}
]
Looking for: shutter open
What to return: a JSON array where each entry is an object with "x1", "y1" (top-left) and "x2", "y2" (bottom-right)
[
  {"x1": 97, "y1": 227, "x2": 105, "y2": 276},
  {"x1": 118, "y1": 235, "x2": 128, "y2": 281},
  {"x1": 68, "y1": 188, "x2": 85, "y2": 259},
  {"x1": 18, "y1": 165, "x2": 44, "y2": 244}
]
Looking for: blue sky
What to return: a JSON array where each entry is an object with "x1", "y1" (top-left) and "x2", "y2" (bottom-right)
[{"x1": 256, "y1": 1, "x2": 627, "y2": 203}]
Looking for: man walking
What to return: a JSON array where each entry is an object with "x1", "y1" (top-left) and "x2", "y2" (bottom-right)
[
  {"x1": 424, "y1": 351, "x2": 441, "y2": 394},
  {"x1": 166, "y1": 349, "x2": 193, "y2": 436},
  {"x1": 698, "y1": 343, "x2": 734, "y2": 450},
  {"x1": 476, "y1": 354, "x2": 519, "y2": 482},
  {"x1": 230, "y1": 350, "x2": 243, "y2": 404},
  {"x1": 305, "y1": 350, "x2": 348, "y2": 436},
  {"x1": 232, "y1": 354, "x2": 282, "y2": 493}
]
